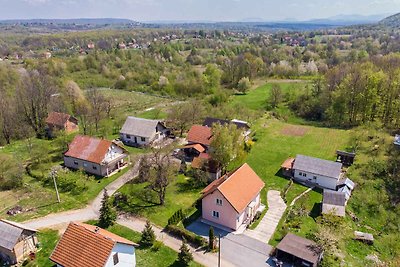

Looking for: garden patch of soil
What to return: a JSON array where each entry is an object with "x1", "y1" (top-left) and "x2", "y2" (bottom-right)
[{"x1": 281, "y1": 125, "x2": 309, "y2": 136}]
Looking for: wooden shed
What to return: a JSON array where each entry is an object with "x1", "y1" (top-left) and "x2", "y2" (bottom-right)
[
  {"x1": 0, "y1": 219, "x2": 38, "y2": 265},
  {"x1": 276, "y1": 233, "x2": 323, "y2": 267}
]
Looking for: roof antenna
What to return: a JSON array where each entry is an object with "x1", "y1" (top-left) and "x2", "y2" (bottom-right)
[{"x1": 95, "y1": 226, "x2": 100, "y2": 233}]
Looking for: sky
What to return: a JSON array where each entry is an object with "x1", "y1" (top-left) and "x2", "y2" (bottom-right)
[{"x1": 0, "y1": 0, "x2": 398, "y2": 22}]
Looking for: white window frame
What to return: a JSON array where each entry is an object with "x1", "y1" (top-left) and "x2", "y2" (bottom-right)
[{"x1": 216, "y1": 199, "x2": 223, "y2": 206}]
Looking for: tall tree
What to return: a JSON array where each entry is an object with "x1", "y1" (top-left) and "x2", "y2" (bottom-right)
[
  {"x1": 269, "y1": 83, "x2": 283, "y2": 108},
  {"x1": 146, "y1": 147, "x2": 176, "y2": 205},
  {"x1": 210, "y1": 123, "x2": 246, "y2": 172},
  {"x1": 16, "y1": 70, "x2": 57, "y2": 138},
  {"x1": 87, "y1": 88, "x2": 107, "y2": 133},
  {"x1": 98, "y1": 189, "x2": 117, "y2": 228}
]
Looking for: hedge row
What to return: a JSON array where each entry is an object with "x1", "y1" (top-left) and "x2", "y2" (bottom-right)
[{"x1": 165, "y1": 225, "x2": 206, "y2": 248}]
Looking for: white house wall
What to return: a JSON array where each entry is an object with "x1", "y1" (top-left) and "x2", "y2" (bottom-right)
[
  {"x1": 293, "y1": 169, "x2": 338, "y2": 190},
  {"x1": 105, "y1": 243, "x2": 136, "y2": 267}
]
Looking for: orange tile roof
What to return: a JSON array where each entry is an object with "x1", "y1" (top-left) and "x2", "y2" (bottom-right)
[
  {"x1": 187, "y1": 125, "x2": 212, "y2": 146},
  {"x1": 50, "y1": 222, "x2": 137, "y2": 267},
  {"x1": 46, "y1": 112, "x2": 74, "y2": 127},
  {"x1": 202, "y1": 163, "x2": 265, "y2": 213},
  {"x1": 281, "y1": 157, "x2": 295, "y2": 169},
  {"x1": 64, "y1": 135, "x2": 113, "y2": 164},
  {"x1": 182, "y1": 144, "x2": 206, "y2": 153}
]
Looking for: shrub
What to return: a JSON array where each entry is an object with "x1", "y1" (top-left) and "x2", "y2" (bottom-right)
[
  {"x1": 151, "y1": 240, "x2": 163, "y2": 252},
  {"x1": 208, "y1": 227, "x2": 215, "y2": 250},
  {"x1": 165, "y1": 225, "x2": 206, "y2": 247},
  {"x1": 168, "y1": 209, "x2": 186, "y2": 225},
  {"x1": 141, "y1": 220, "x2": 156, "y2": 247},
  {"x1": 178, "y1": 239, "x2": 193, "y2": 266},
  {"x1": 98, "y1": 189, "x2": 117, "y2": 228}
]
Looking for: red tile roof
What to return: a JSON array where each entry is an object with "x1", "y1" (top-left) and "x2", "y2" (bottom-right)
[
  {"x1": 182, "y1": 144, "x2": 206, "y2": 153},
  {"x1": 64, "y1": 135, "x2": 113, "y2": 164},
  {"x1": 202, "y1": 163, "x2": 265, "y2": 213},
  {"x1": 46, "y1": 112, "x2": 75, "y2": 127},
  {"x1": 50, "y1": 222, "x2": 137, "y2": 267},
  {"x1": 187, "y1": 125, "x2": 212, "y2": 146}
]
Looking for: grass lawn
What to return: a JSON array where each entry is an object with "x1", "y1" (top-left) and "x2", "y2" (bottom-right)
[
  {"x1": 116, "y1": 174, "x2": 202, "y2": 227},
  {"x1": 229, "y1": 81, "x2": 308, "y2": 111},
  {"x1": 247, "y1": 119, "x2": 351, "y2": 192},
  {"x1": 25, "y1": 224, "x2": 202, "y2": 267}
]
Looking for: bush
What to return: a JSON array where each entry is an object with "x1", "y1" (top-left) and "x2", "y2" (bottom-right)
[
  {"x1": 178, "y1": 239, "x2": 193, "y2": 266},
  {"x1": 165, "y1": 225, "x2": 206, "y2": 247},
  {"x1": 141, "y1": 220, "x2": 156, "y2": 247},
  {"x1": 151, "y1": 240, "x2": 163, "y2": 252},
  {"x1": 168, "y1": 209, "x2": 186, "y2": 225}
]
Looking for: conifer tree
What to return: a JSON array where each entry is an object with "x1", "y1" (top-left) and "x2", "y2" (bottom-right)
[
  {"x1": 98, "y1": 189, "x2": 117, "y2": 228},
  {"x1": 178, "y1": 239, "x2": 193, "y2": 266},
  {"x1": 141, "y1": 220, "x2": 156, "y2": 247}
]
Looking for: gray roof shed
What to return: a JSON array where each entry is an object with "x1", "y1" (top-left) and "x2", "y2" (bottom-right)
[
  {"x1": 0, "y1": 219, "x2": 37, "y2": 251},
  {"x1": 323, "y1": 190, "x2": 346, "y2": 206},
  {"x1": 120, "y1": 117, "x2": 165, "y2": 138},
  {"x1": 293, "y1": 155, "x2": 342, "y2": 179}
]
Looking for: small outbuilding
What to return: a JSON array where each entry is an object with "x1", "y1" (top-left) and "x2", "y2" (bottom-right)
[
  {"x1": 336, "y1": 150, "x2": 356, "y2": 166},
  {"x1": 354, "y1": 231, "x2": 374, "y2": 245},
  {"x1": 322, "y1": 190, "x2": 346, "y2": 217},
  {"x1": 280, "y1": 157, "x2": 295, "y2": 177},
  {"x1": 45, "y1": 112, "x2": 79, "y2": 136},
  {"x1": 120, "y1": 117, "x2": 169, "y2": 147},
  {"x1": 0, "y1": 219, "x2": 38, "y2": 265},
  {"x1": 275, "y1": 233, "x2": 323, "y2": 267}
]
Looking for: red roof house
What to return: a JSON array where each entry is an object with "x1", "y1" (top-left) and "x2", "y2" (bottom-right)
[
  {"x1": 63, "y1": 135, "x2": 128, "y2": 177},
  {"x1": 201, "y1": 163, "x2": 265, "y2": 230},
  {"x1": 45, "y1": 112, "x2": 78, "y2": 135},
  {"x1": 50, "y1": 222, "x2": 137, "y2": 267}
]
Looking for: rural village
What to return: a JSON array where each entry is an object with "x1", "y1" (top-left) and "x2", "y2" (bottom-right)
[{"x1": 1, "y1": 6, "x2": 400, "y2": 267}]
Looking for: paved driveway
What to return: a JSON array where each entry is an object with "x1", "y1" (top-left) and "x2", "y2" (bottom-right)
[
  {"x1": 187, "y1": 220, "x2": 273, "y2": 267},
  {"x1": 245, "y1": 190, "x2": 287, "y2": 243}
]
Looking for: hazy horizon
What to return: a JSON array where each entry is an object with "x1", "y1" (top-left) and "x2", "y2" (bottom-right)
[{"x1": 0, "y1": 0, "x2": 398, "y2": 22}]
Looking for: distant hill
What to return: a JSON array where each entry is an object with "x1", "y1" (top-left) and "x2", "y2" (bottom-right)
[
  {"x1": 380, "y1": 13, "x2": 400, "y2": 28},
  {"x1": 0, "y1": 18, "x2": 138, "y2": 25}
]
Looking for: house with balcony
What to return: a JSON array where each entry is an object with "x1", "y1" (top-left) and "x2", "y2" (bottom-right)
[{"x1": 64, "y1": 135, "x2": 128, "y2": 177}]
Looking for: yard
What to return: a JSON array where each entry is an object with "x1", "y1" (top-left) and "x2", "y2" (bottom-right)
[
  {"x1": 24, "y1": 224, "x2": 202, "y2": 267},
  {"x1": 116, "y1": 174, "x2": 202, "y2": 227},
  {"x1": 0, "y1": 128, "x2": 136, "y2": 222}
]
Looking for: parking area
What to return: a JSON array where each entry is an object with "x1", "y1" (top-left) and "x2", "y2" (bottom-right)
[{"x1": 187, "y1": 220, "x2": 273, "y2": 267}]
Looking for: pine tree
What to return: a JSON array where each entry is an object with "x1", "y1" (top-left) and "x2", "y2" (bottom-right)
[
  {"x1": 141, "y1": 220, "x2": 156, "y2": 247},
  {"x1": 178, "y1": 239, "x2": 193, "y2": 266},
  {"x1": 208, "y1": 226, "x2": 215, "y2": 250},
  {"x1": 98, "y1": 189, "x2": 117, "y2": 228}
]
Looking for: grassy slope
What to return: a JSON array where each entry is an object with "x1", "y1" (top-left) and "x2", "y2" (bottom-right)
[{"x1": 0, "y1": 89, "x2": 170, "y2": 221}]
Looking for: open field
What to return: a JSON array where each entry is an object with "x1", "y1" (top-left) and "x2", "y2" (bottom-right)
[{"x1": 229, "y1": 81, "x2": 308, "y2": 111}]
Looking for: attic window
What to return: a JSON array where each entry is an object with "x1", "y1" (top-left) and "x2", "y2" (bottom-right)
[
  {"x1": 113, "y1": 253, "x2": 119, "y2": 265},
  {"x1": 216, "y1": 199, "x2": 223, "y2": 206}
]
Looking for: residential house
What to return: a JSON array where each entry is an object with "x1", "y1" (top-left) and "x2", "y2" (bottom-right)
[
  {"x1": 322, "y1": 189, "x2": 346, "y2": 217},
  {"x1": 201, "y1": 163, "x2": 265, "y2": 231},
  {"x1": 187, "y1": 125, "x2": 213, "y2": 148},
  {"x1": 64, "y1": 135, "x2": 128, "y2": 177},
  {"x1": 0, "y1": 219, "x2": 38, "y2": 265},
  {"x1": 119, "y1": 117, "x2": 169, "y2": 147},
  {"x1": 45, "y1": 112, "x2": 79, "y2": 136},
  {"x1": 50, "y1": 222, "x2": 137, "y2": 267},
  {"x1": 275, "y1": 233, "x2": 323, "y2": 267},
  {"x1": 292, "y1": 155, "x2": 343, "y2": 190}
]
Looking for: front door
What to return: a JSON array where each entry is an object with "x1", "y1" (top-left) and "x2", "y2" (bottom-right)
[{"x1": 134, "y1": 136, "x2": 137, "y2": 143}]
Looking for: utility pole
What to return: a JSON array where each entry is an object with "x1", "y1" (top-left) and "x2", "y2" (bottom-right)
[
  {"x1": 51, "y1": 168, "x2": 60, "y2": 203},
  {"x1": 218, "y1": 234, "x2": 221, "y2": 267}
]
